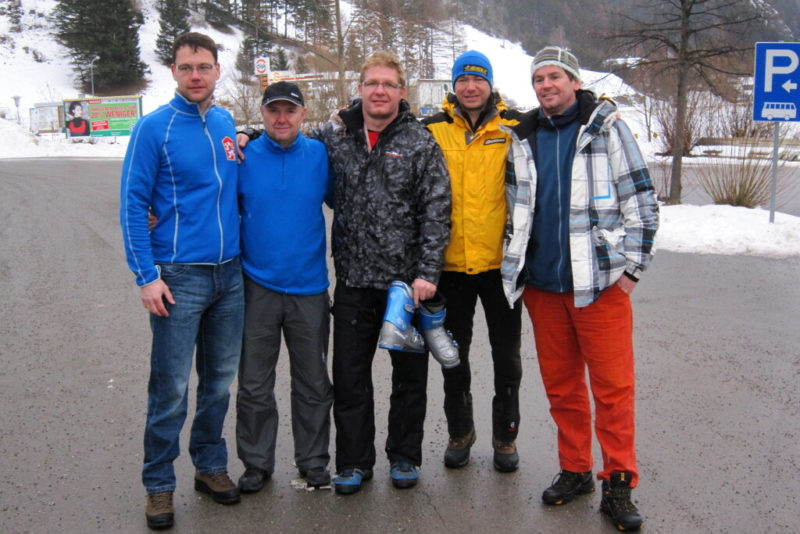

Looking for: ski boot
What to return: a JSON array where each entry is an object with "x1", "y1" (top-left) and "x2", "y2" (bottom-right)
[
  {"x1": 418, "y1": 296, "x2": 460, "y2": 368},
  {"x1": 379, "y1": 281, "x2": 425, "y2": 353}
]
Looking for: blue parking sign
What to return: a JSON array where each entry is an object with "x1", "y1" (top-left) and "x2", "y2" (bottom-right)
[{"x1": 754, "y1": 42, "x2": 800, "y2": 122}]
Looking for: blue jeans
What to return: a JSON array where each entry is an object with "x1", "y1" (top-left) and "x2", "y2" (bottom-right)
[{"x1": 142, "y1": 258, "x2": 244, "y2": 494}]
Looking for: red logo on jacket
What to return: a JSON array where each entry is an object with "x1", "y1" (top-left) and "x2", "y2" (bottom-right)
[{"x1": 222, "y1": 136, "x2": 236, "y2": 161}]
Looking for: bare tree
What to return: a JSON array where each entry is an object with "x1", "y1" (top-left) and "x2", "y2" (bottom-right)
[{"x1": 608, "y1": 0, "x2": 768, "y2": 204}]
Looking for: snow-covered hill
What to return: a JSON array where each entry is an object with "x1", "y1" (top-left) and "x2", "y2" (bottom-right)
[{"x1": 0, "y1": 0, "x2": 640, "y2": 124}]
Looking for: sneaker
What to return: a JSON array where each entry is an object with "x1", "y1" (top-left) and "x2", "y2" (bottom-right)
[
  {"x1": 390, "y1": 461, "x2": 419, "y2": 489},
  {"x1": 492, "y1": 436, "x2": 519, "y2": 472},
  {"x1": 238, "y1": 465, "x2": 270, "y2": 494},
  {"x1": 145, "y1": 491, "x2": 174, "y2": 530},
  {"x1": 194, "y1": 471, "x2": 241, "y2": 505},
  {"x1": 333, "y1": 467, "x2": 373, "y2": 495},
  {"x1": 301, "y1": 466, "x2": 332, "y2": 488},
  {"x1": 600, "y1": 471, "x2": 643, "y2": 531},
  {"x1": 443, "y1": 427, "x2": 476, "y2": 468},
  {"x1": 542, "y1": 470, "x2": 595, "y2": 505}
]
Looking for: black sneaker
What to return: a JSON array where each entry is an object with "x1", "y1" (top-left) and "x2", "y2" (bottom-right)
[
  {"x1": 238, "y1": 466, "x2": 271, "y2": 494},
  {"x1": 600, "y1": 471, "x2": 643, "y2": 531},
  {"x1": 301, "y1": 466, "x2": 331, "y2": 488},
  {"x1": 444, "y1": 428, "x2": 476, "y2": 468},
  {"x1": 542, "y1": 470, "x2": 595, "y2": 505}
]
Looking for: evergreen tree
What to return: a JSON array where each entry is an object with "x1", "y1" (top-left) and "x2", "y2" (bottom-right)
[
  {"x1": 205, "y1": 0, "x2": 236, "y2": 29},
  {"x1": 53, "y1": 0, "x2": 147, "y2": 93},
  {"x1": 156, "y1": 0, "x2": 192, "y2": 66},
  {"x1": 7, "y1": 0, "x2": 23, "y2": 32},
  {"x1": 272, "y1": 47, "x2": 289, "y2": 70}
]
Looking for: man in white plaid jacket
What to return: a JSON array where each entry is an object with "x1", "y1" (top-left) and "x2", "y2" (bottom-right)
[{"x1": 500, "y1": 46, "x2": 658, "y2": 532}]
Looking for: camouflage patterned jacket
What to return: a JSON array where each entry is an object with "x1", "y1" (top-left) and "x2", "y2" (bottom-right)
[{"x1": 312, "y1": 99, "x2": 451, "y2": 289}]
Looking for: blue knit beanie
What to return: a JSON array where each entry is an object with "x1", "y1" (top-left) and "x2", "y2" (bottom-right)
[{"x1": 452, "y1": 50, "x2": 493, "y2": 87}]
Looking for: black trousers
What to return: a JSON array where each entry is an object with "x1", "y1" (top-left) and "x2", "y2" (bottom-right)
[
  {"x1": 331, "y1": 283, "x2": 429, "y2": 470},
  {"x1": 438, "y1": 269, "x2": 522, "y2": 442}
]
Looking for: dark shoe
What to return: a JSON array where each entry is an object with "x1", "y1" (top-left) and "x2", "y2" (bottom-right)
[
  {"x1": 542, "y1": 470, "x2": 595, "y2": 505},
  {"x1": 301, "y1": 466, "x2": 331, "y2": 488},
  {"x1": 145, "y1": 491, "x2": 174, "y2": 530},
  {"x1": 333, "y1": 467, "x2": 373, "y2": 495},
  {"x1": 600, "y1": 471, "x2": 643, "y2": 531},
  {"x1": 194, "y1": 471, "x2": 241, "y2": 504},
  {"x1": 492, "y1": 436, "x2": 519, "y2": 472},
  {"x1": 238, "y1": 466, "x2": 270, "y2": 494},
  {"x1": 390, "y1": 461, "x2": 419, "y2": 489},
  {"x1": 444, "y1": 427, "x2": 476, "y2": 468}
]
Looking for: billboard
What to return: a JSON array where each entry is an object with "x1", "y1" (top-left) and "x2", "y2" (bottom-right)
[{"x1": 63, "y1": 96, "x2": 143, "y2": 138}]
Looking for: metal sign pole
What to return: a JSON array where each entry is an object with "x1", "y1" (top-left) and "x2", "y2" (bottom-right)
[{"x1": 769, "y1": 121, "x2": 779, "y2": 224}]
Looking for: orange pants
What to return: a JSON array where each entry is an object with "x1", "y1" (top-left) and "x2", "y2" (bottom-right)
[{"x1": 523, "y1": 284, "x2": 638, "y2": 486}]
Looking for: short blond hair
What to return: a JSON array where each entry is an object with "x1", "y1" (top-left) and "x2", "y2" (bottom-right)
[{"x1": 359, "y1": 50, "x2": 406, "y2": 88}]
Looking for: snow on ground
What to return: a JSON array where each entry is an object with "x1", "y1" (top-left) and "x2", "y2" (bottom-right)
[{"x1": 2, "y1": 2, "x2": 799, "y2": 258}]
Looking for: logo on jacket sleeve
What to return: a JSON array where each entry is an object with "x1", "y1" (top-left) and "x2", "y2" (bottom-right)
[{"x1": 222, "y1": 136, "x2": 236, "y2": 161}]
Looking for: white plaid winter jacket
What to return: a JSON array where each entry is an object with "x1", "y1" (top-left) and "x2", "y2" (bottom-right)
[{"x1": 501, "y1": 92, "x2": 659, "y2": 308}]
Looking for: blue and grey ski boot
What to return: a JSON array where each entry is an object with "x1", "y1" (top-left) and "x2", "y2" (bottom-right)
[
  {"x1": 419, "y1": 298, "x2": 460, "y2": 369},
  {"x1": 379, "y1": 281, "x2": 425, "y2": 353}
]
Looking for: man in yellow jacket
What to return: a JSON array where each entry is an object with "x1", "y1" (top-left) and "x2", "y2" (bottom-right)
[{"x1": 422, "y1": 51, "x2": 523, "y2": 472}]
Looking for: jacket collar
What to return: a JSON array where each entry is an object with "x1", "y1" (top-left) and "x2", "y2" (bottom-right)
[
  {"x1": 338, "y1": 98, "x2": 414, "y2": 137},
  {"x1": 171, "y1": 92, "x2": 215, "y2": 116}
]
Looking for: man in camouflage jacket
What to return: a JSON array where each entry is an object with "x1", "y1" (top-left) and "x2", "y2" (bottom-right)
[{"x1": 312, "y1": 52, "x2": 451, "y2": 493}]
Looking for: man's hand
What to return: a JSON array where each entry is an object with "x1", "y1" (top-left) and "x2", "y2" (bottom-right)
[
  {"x1": 236, "y1": 132, "x2": 250, "y2": 161},
  {"x1": 616, "y1": 276, "x2": 637, "y2": 295},
  {"x1": 140, "y1": 280, "x2": 175, "y2": 317},
  {"x1": 411, "y1": 278, "x2": 436, "y2": 307}
]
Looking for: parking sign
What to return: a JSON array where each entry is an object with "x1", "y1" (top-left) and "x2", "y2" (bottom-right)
[{"x1": 754, "y1": 42, "x2": 800, "y2": 122}]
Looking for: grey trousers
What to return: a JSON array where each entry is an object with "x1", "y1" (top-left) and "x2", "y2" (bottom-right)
[{"x1": 236, "y1": 276, "x2": 333, "y2": 474}]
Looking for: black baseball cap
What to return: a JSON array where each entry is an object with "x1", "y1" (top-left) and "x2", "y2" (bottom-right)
[{"x1": 261, "y1": 81, "x2": 305, "y2": 106}]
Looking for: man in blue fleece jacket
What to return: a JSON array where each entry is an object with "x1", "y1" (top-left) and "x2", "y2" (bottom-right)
[
  {"x1": 120, "y1": 33, "x2": 243, "y2": 530},
  {"x1": 235, "y1": 82, "x2": 335, "y2": 493}
]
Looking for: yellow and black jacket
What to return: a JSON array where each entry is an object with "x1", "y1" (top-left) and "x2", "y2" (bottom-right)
[{"x1": 423, "y1": 93, "x2": 521, "y2": 274}]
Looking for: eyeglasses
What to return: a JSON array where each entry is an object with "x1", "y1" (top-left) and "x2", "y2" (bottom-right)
[
  {"x1": 176, "y1": 63, "x2": 216, "y2": 75},
  {"x1": 361, "y1": 80, "x2": 403, "y2": 91}
]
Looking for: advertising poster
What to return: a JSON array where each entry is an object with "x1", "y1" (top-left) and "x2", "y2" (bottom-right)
[{"x1": 63, "y1": 96, "x2": 143, "y2": 138}]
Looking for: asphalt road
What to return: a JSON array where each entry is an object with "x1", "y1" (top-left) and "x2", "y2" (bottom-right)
[{"x1": 1, "y1": 158, "x2": 798, "y2": 533}]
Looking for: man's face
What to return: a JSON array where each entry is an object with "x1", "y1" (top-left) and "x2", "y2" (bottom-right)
[
  {"x1": 171, "y1": 46, "x2": 220, "y2": 109},
  {"x1": 533, "y1": 65, "x2": 581, "y2": 117},
  {"x1": 453, "y1": 74, "x2": 491, "y2": 114},
  {"x1": 359, "y1": 65, "x2": 407, "y2": 123},
  {"x1": 261, "y1": 100, "x2": 307, "y2": 148}
]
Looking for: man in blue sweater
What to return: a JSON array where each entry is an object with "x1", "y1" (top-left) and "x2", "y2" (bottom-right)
[
  {"x1": 120, "y1": 33, "x2": 243, "y2": 530},
  {"x1": 235, "y1": 82, "x2": 335, "y2": 493}
]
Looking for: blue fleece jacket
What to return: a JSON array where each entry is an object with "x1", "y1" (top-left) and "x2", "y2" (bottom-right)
[
  {"x1": 526, "y1": 100, "x2": 580, "y2": 292},
  {"x1": 238, "y1": 132, "x2": 333, "y2": 295},
  {"x1": 120, "y1": 93, "x2": 241, "y2": 287}
]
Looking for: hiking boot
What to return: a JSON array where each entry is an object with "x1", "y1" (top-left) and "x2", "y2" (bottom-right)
[
  {"x1": 145, "y1": 491, "x2": 174, "y2": 530},
  {"x1": 444, "y1": 427, "x2": 476, "y2": 468},
  {"x1": 390, "y1": 461, "x2": 419, "y2": 489},
  {"x1": 333, "y1": 467, "x2": 373, "y2": 495},
  {"x1": 194, "y1": 471, "x2": 241, "y2": 504},
  {"x1": 600, "y1": 471, "x2": 643, "y2": 531},
  {"x1": 542, "y1": 470, "x2": 595, "y2": 505},
  {"x1": 238, "y1": 465, "x2": 270, "y2": 494},
  {"x1": 301, "y1": 466, "x2": 331, "y2": 488},
  {"x1": 492, "y1": 436, "x2": 519, "y2": 472}
]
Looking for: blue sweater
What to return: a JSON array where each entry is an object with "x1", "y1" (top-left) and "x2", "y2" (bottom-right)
[
  {"x1": 120, "y1": 93, "x2": 241, "y2": 286},
  {"x1": 238, "y1": 132, "x2": 333, "y2": 295}
]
